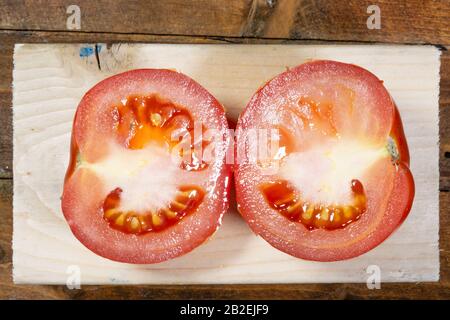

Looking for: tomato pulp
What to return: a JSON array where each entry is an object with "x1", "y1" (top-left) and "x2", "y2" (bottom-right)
[
  {"x1": 235, "y1": 60, "x2": 414, "y2": 261},
  {"x1": 62, "y1": 69, "x2": 231, "y2": 263}
]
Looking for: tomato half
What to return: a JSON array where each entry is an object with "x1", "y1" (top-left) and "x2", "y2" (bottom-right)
[
  {"x1": 235, "y1": 60, "x2": 414, "y2": 261},
  {"x1": 62, "y1": 69, "x2": 231, "y2": 264}
]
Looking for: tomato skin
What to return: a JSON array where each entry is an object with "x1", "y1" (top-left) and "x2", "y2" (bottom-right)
[
  {"x1": 62, "y1": 69, "x2": 231, "y2": 264},
  {"x1": 390, "y1": 104, "x2": 410, "y2": 165},
  {"x1": 235, "y1": 60, "x2": 415, "y2": 261}
]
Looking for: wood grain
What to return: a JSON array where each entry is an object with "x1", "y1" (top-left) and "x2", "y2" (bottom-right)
[
  {"x1": 0, "y1": 0, "x2": 250, "y2": 37},
  {"x1": 0, "y1": 1, "x2": 449, "y2": 44},
  {"x1": 282, "y1": 0, "x2": 450, "y2": 44},
  {"x1": 440, "y1": 50, "x2": 450, "y2": 191},
  {"x1": 0, "y1": 0, "x2": 449, "y2": 300},
  {"x1": 0, "y1": 39, "x2": 449, "y2": 300},
  {"x1": 0, "y1": 42, "x2": 13, "y2": 178}
]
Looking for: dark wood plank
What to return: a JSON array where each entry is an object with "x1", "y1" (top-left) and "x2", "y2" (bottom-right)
[
  {"x1": 0, "y1": 0, "x2": 448, "y2": 298},
  {"x1": 279, "y1": 0, "x2": 450, "y2": 44},
  {"x1": 440, "y1": 49, "x2": 450, "y2": 191},
  {"x1": 1, "y1": 178, "x2": 448, "y2": 299},
  {"x1": 0, "y1": 0, "x2": 449, "y2": 44},
  {"x1": 0, "y1": 0, "x2": 251, "y2": 37},
  {"x1": 0, "y1": 42, "x2": 12, "y2": 179},
  {"x1": 0, "y1": 35, "x2": 448, "y2": 299}
]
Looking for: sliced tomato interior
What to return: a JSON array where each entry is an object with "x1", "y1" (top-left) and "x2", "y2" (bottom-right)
[
  {"x1": 235, "y1": 60, "x2": 414, "y2": 261},
  {"x1": 62, "y1": 69, "x2": 230, "y2": 264}
]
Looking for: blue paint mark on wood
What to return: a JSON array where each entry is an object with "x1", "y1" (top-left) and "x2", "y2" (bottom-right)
[
  {"x1": 79, "y1": 45, "x2": 102, "y2": 58},
  {"x1": 79, "y1": 46, "x2": 94, "y2": 57}
]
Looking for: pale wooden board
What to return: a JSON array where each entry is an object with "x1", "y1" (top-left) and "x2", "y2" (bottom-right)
[{"x1": 12, "y1": 44, "x2": 440, "y2": 284}]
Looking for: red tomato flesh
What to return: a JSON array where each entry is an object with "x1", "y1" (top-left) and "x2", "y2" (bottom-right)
[
  {"x1": 62, "y1": 69, "x2": 231, "y2": 264},
  {"x1": 235, "y1": 60, "x2": 414, "y2": 261}
]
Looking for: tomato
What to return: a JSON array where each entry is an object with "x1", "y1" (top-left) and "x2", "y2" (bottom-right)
[
  {"x1": 62, "y1": 69, "x2": 231, "y2": 264},
  {"x1": 235, "y1": 60, "x2": 414, "y2": 261}
]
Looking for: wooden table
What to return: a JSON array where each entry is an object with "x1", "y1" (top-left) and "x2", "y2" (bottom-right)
[{"x1": 0, "y1": 0, "x2": 449, "y2": 299}]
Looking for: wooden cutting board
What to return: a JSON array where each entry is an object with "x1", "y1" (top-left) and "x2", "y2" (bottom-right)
[{"x1": 12, "y1": 44, "x2": 440, "y2": 284}]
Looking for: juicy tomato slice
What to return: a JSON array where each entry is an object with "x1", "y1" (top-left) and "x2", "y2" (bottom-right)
[
  {"x1": 235, "y1": 60, "x2": 415, "y2": 261},
  {"x1": 62, "y1": 69, "x2": 231, "y2": 264}
]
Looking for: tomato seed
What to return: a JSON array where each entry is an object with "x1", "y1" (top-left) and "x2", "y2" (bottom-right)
[
  {"x1": 102, "y1": 185, "x2": 205, "y2": 235},
  {"x1": 260, "y1": 179, "x2": 367, "y2": 231}
]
